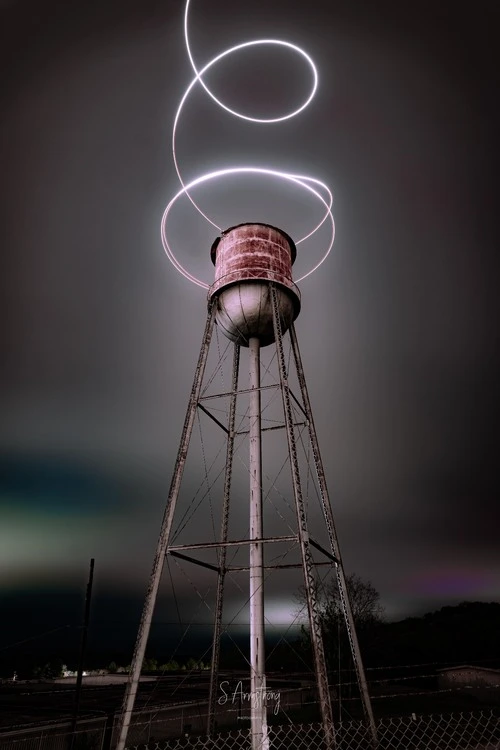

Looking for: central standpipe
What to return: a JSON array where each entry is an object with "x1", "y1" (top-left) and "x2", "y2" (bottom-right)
[
  {"x1": 248, "y1": 337, "x2": 268, "y2": 750},
  {"x1": 209, "y1": 224, "x2": 303, "y2": 750}
]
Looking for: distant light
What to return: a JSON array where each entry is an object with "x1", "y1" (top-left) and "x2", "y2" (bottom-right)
[{"x1": 161, "y1": 0, "x2": 334, "y2": 287}]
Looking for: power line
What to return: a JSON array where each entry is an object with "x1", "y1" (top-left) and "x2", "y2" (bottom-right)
[{"x1": 0, "y1": 625, "x2": 73, "y2": 652}]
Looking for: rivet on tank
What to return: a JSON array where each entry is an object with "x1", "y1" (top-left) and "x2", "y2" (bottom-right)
[{"x1": 208, "y1": 223, "x2": 301, "y2": 346}]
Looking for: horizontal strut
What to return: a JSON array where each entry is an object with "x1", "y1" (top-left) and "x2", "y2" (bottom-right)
[
  {"x1": 199, "y1": 384, "x2": 278, "y2": 401},
  {"x1": 227, "y1": 561, "x2": 335, "y2": 572},
  {"x1": 236, "y1": 421, "x2": 306, "y2": 435},
  {"x1": 168, "y1": 535, "x2": 297, "y2": 553}
]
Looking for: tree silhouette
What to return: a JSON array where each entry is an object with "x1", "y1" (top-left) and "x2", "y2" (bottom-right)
[{"x1": 298, "y1": 573, "x2": 384, "y2": 671}]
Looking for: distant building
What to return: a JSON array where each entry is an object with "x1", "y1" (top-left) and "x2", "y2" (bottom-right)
[
  {"x1": 437, "y1": 665, "x2": 500, "y2": 689},
  {"x1": 62, "y1": 666, "x2": 88, "y2": 678}
]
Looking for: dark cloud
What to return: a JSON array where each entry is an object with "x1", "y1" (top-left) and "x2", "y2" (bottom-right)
[{"x1": 1, "y1": 0, "x2": 499, "y2": 638}]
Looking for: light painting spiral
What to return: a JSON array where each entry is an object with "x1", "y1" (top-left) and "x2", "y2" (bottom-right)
[{"x1": 161, "y1": 0, "x2": 335, "y2": 290}]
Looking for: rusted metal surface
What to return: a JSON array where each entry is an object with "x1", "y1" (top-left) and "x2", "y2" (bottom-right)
[
  {"x1": 209, "y1": 223, "x2": 300, "y2": 302},
  {"x1": 208, "y1": 224, "x2": 301, "y2": 346}
]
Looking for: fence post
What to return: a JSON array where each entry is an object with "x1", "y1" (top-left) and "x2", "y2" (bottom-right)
[{"x1": 101, "y1": 713, "x2": 114, "y2": 750}]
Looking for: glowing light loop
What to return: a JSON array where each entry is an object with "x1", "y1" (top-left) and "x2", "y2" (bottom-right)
[{"x1": 162, "y1": 0, "x2": 334, "y2": 289}]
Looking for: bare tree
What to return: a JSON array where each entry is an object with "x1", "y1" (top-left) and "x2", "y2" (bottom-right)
[
  {"x1": 297, "y1": 573, "x2": 384, "y2": 671},
  {"x1": 321, "y1": 573, "x2": 384, "y2": 633}
]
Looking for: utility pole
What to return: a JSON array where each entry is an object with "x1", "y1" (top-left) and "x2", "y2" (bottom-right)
[{"x1": 71, "y1": 558, "x2": 95, "y2": 747}]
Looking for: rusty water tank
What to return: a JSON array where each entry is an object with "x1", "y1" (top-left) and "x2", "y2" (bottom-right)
[{"x1": 208, "y1": 223, "x2": 301, "y2": 346}]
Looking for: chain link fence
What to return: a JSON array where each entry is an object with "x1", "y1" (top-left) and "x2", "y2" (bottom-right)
[
  {"x1": 123, "y1": 710, "x2": 500, "y2": 750},
  {"x1": 2, "y1": 710, "x2": 499, "y2": 750}
]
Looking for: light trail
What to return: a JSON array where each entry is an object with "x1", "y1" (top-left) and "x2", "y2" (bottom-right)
[{"x1": 162, "y1": 0, "x2": 335, "y2": 289}]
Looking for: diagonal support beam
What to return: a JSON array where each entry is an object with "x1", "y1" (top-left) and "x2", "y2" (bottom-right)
[
  {"x1": 197, "y1": 402, "x2": 230, "y2": 434},
  {"x1": 309, "y1": 538, "x2": 339, "y2": 564},
  {"x1": 208, "y1": 344, "x2": 240, "y2": 736},
  {"x1": 168, "y1": 550, "x2": 220, "y2": 574},
  {"x1": 270, "y1": 283, "x2": 336, "y2": 750},
  {"x1": 115, "y1": 302, "x2": 216, "y2": 750},
  {"x1": 289, "y1": 323, "x2": 378, "y2": 747}
]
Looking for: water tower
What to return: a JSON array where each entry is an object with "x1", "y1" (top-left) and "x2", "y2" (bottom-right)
[
  {"x1": 115, "y1": 222, "x2": 377, "y2": 750},
  {"x1": 115, "y1": 2, "x2": 378, "y2": 748}
]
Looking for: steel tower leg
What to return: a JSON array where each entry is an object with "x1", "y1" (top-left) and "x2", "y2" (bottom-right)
[
  {"x1": 270, "y1": 285, "x2": 336, "y2": 750},
  {"x1": 289, "y1": 324, "x2": 378, "y2": 747},
  {"x1": 248, "y1": 336, "x2": 269, "y2": 750},
  {"x1": 115, "y1": 303, "x2": 216, "y2": 750},
  {"x1": 207, "y1": 344, "x2": 240, "y2": 737}
]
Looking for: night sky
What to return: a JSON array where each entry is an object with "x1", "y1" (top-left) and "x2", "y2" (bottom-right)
[{"x1": 1, "y1": 0, "x2": 499, "y2": 660}]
